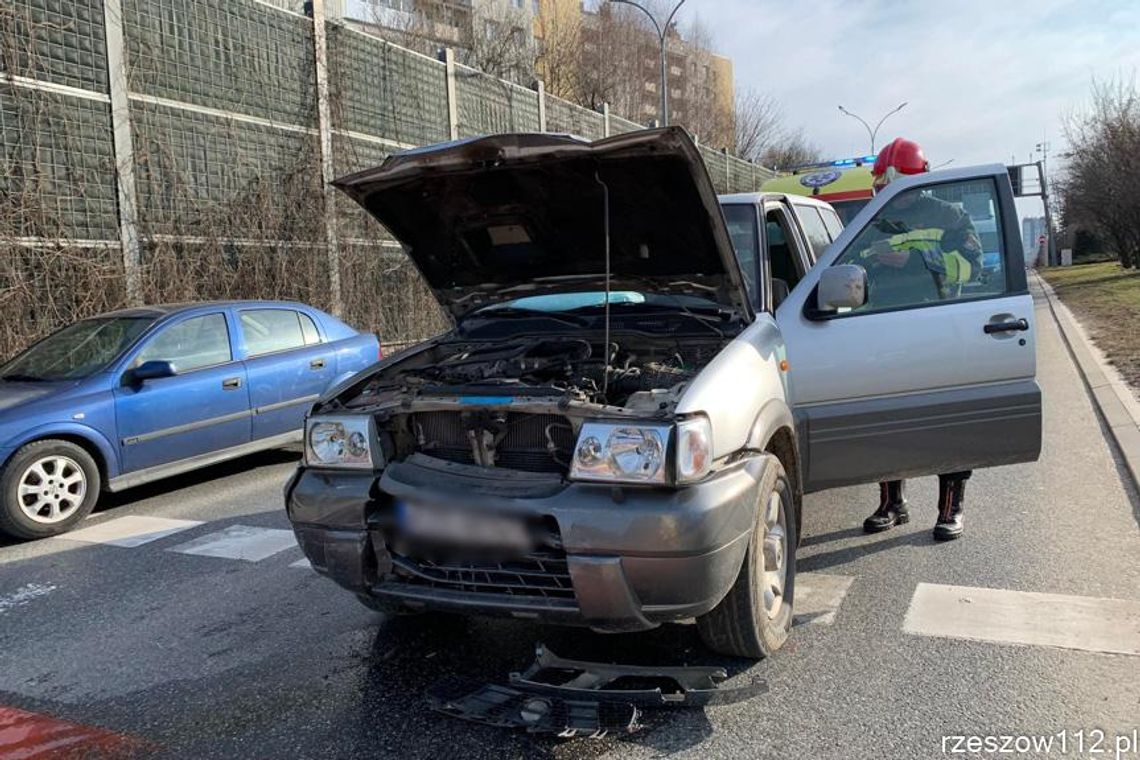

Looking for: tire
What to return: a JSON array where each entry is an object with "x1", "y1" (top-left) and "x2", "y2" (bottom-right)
[
  {"x1": 697, "y1": 459, "x2": 797, "y2": 659},
  {"x1": 0, "y1": 439, "x2": 102, "y2": 540}
]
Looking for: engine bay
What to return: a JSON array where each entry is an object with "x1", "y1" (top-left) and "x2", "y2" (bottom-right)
[
  {"x1": 335, "y1": 332, "x2": 731, "y2": 476},
  {"x1": 350, "y1": 334, "x2": 727, "y2": 410}
]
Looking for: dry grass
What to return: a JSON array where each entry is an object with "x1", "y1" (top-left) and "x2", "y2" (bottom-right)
[{"x1": 1041, "y1": 262, "x2": 1140, "y2": 390}]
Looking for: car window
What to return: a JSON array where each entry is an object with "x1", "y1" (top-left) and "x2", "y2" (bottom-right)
[
  {"x1": 2, "y1": 317, "x2": 155, "y2": 381},
  {"x1": 721, "y1": 204, "x2": 760, "y2": 301},
  {"x1": 820, "y1": 207, "x2": 844, "y2": 240},
  {"x1": 135, "y1": 314, "x2": 231, "y2": 372},
  {"x1": 832, "y1": 177, "x2": 1007, "y2": 314},
  {"x1": 240, "y1": 309, "x2": 307, "y2": 356},
  {"x1": 477, "y1": 291, "x2": 719, "y2": 313},
  {"x1": 793, "y1": 204, "x2": 832, "y2": 259},
  {"x1": 299, "y1": 312, "x2": 322, "y2": 345},
  {"x1": 832, "y1": 198, "x2": 871, "y2": 225},
  {"x1": 765, "y1": 207, "x2": 806, "y2": 291}
]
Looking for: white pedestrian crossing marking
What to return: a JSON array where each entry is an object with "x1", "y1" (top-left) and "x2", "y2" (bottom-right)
[
  {"x1": 289, "y1": 557, "x2": 312, "y2": 569},
  {"x1": 903, "y1": 583, "x2": 1140, "y2": 657},
  {"x1": 794, "y1": 572, "x2": 854, "y2": 627},
  {"x1": 61, "y1": 515, "x2": 203, "y2": 548},
  {"x1": 167, "y1": 525, "x2": 297, "y2": 562}
]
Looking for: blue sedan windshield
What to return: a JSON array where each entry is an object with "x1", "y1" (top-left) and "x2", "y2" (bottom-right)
[{"x1": 2, "y1": 317, "x2": 155, "y2": 381}]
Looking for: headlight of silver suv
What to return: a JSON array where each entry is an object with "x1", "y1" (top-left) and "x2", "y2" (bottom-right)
[
  {"x1": 570, "y1": 422, "x2": 670, "y2": 484},
  {"x1": 304, "y1": 415, "x2": 377, "y2": 469},
  {"x1": 570, "y1": 416, "x2": 715, "y2": 485}
]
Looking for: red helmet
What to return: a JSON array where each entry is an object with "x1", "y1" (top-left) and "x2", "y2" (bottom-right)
[{"x1": 872, "y1": 137, "x2": 929, "y2": 191}]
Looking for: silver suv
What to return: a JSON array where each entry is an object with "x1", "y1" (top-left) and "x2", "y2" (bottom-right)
[{"x1": 286, "y1": 128, "x2": 1041, "y2": 659}]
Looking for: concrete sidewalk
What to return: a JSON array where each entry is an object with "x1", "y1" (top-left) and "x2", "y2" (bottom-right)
[{"x1": 1034, "y1": 269, "x2": 1140, "y2": 490}]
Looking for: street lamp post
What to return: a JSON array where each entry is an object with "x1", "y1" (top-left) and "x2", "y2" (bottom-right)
[
  {"x1": 1035, "y1": 139, "x2": 1057, "y2": 266},
  {"x1": 609, "y1": 0, "x2": 687, "y2": 127},
  {"x1": 837, "y1": 102, "x2": 908, "y2": 154}
]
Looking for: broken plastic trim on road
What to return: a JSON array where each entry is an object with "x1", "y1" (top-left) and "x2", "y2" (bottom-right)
[{"x1": 427, "y1": 644, "x2": 768, "y2": 738}]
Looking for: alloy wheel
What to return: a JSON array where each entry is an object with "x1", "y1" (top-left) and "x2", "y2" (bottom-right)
[
  {"x1": 17, "y1": 455, "x2": 87, "y2": 524},
  {"x1": 761, "y1": 490, "x2": 788, "y2": 619}
]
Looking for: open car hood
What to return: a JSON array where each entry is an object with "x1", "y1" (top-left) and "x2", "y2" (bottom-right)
[{"x1": 333, "y1": 127, "x2": 752, "y2": 319}]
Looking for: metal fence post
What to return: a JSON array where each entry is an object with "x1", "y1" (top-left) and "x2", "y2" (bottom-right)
[
  {"x1": 536, "y1": 79, "x2": 547, "y2": 132},
  {"x1": 311, "y1": 0, "x2": 342, "y2": 316},
  {"x1": 603, "y1": 102, "x2": 610, "y2": 137},
  {"x1": 102, "y1": 0, "x2": 142, "y2": 305},
  {"x1": 444, "y1": 48, "x2": 459, "y2": 140}
]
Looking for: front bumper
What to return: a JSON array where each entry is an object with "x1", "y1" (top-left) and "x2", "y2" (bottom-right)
[{"x1": 287, "y1": 453, "x2": 771, "y2": 632}]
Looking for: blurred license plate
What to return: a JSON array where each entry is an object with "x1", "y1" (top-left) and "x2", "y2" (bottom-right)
[{"x1": 396, "y1": 501, "x2": 531, "y2": 551}]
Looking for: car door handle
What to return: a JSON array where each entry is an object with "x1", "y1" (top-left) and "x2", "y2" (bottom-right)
[
  {"x1": 309, "y1": 358, "x2": 326, "y2": 370},
  {"x1": 984, "y1": 318, "x2": 1029, "y2": 334},
  {"x1": 222, "y1": 377, "x2": 243, "y2": 390}
]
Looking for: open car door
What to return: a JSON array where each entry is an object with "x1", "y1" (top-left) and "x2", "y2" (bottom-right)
[{"x1": 775, "y1": 165, "x2": 1041, "y2": 492}]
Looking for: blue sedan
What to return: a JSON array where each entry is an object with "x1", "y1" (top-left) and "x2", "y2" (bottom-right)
[{"x1": 0, "y1": 301, "x2": 379, "y2": 539}]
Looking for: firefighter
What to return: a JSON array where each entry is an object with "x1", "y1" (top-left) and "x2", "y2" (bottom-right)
[{"x1": 860, "y1": 137, "x2": 981, "y2": 541}]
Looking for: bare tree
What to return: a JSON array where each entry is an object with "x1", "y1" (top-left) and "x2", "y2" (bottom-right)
[
  {"x1": 462, "y1": 1, "x2": 536, "y2": 85},
  {"x1": 1060, "y1": 74, "x2": 1140, "y2": 268},
  {"x1": 759, "y1": 128, "x2": 822, "y2": 170},
  {"x1": 355, "y1": 2, "x2": 439, "y2": 58},
  {"x1": 575, "y1": 3, "x2": 648, "y2": 115},
  {"x1": 734, "y1": 88, "x2": 783, "y2": 162},
  {"x1": 732, "y1": 88, "x2": 821, "y2": 169},
  {"x1": 356, "y1": 1, "x2": 535, "y2": 85},
  {"x1": 533, "y1": 0, "x2": 584, "y2": 101},
  {"x1": 673, "y1": 17, "x2": 734, "y2": 149}
]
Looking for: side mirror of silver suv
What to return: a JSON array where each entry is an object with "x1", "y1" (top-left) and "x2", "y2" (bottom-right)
[{"x1": 816, "y1": 264, "x2": 867, "y2": 312}]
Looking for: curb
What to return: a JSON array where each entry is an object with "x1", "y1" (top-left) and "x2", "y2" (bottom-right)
[{"x1": 1033, "y1": 269, "x2": 1140, "y2": 491}]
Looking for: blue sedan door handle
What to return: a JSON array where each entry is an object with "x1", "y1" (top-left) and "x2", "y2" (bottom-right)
[
  {"x1": 222, "y1": 376, "x2": 242, "y2": 390},
  {"x1": 309, "y1": 358, "x2": 326, "y2": 370}
]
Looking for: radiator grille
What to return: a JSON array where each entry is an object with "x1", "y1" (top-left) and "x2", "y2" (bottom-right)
[
  {"x1": 390, "y1": 550, "x2": 575, "y2": 601},
  {"x1": 411, "y1": 411, "x2": 575, "y2": 474}
]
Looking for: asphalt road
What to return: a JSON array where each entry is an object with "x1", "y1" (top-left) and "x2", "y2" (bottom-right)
[{"x1": 2, "y1": 284, "x2": 1138, "y2": 760}]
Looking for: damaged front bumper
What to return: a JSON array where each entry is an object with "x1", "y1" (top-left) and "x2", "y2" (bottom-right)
[
  {"x1": 287, "y1": 453, "x2": 771, "y2": 632},
  {"x1": 426, "y1": 644, "x2": 768, "y2": 736}
]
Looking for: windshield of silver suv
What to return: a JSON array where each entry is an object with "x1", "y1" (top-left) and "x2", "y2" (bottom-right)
[{"x1": 473, "y1": 291, "x2": 726, "y2": 314}]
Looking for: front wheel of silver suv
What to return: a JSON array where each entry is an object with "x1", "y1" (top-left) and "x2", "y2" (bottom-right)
[{"x1": 697, "y1": 459, "x2": 796, "y2": 659}]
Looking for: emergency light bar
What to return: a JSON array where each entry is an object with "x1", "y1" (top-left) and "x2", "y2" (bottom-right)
[{"x1": 790, "y1": 155, "x2": 878, "y2": 173}]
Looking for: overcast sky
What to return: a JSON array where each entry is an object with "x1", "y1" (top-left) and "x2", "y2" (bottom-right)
[{"x1": 683, "y1": 0, "x2": 1140, "y2": 173}]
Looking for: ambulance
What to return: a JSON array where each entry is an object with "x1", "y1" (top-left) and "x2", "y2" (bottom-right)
[{"x1": 760, "y1": 156, "x2": 877, "y2": 225}]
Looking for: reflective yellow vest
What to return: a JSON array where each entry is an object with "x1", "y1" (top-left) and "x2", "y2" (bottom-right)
[{"x1": 883, "y1": 228, "x2": 973, "y2": 296}]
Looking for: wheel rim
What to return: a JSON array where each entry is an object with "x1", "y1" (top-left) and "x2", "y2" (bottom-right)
[
  {"x1": 17, "y1": 455, "x2": 87, "y2": 524},
  {"x1": 761, "y1": 490, "x2": 788, "y2": 619}
]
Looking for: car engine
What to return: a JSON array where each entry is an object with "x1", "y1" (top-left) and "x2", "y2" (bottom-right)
[
  {"x1": 341, "y1": 334, "x2": 728, "y2": 476},
  {"x1": 398, "y1": 337, "x2": 714, "y2": 405}
]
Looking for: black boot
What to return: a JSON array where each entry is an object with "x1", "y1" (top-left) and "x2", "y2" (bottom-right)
[
  {"x1": 933, "y1": 472, "x2": 970, "y2": 541},
  {"x1": 863, "y1": 480, "x2": 908, "y2": 533}
]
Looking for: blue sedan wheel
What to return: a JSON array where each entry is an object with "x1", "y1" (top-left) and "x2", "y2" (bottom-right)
[
  {"x1": 0, "y1": 440, "x2": 101, "y2": 540},
  {"x1": 19, "y1": 455, "x2": 87, "y2": 523}
]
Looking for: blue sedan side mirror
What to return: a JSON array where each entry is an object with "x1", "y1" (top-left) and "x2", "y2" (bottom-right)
[{"x1": 130, "y1": 360, "x2": 177, "y2": 383}]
